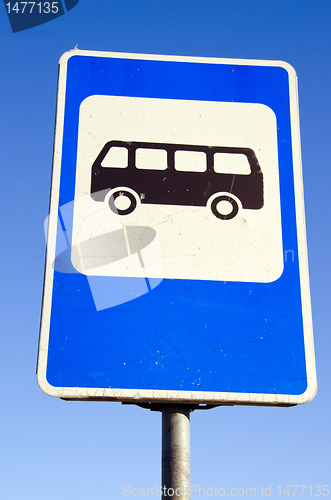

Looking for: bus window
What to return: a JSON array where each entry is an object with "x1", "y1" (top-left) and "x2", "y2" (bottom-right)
[
  {"x1": 136, "y1": 148, "x2": 168, "y2": 170},
  {"x1": 174, "y1": 150, "x2": 207, "y2": 172},
  {"x1": 214, "y1": 153, "x2": 250, "y2": 175},
  {"x1": 101, "y1": 146, "x2": 128, "y2": 168}
]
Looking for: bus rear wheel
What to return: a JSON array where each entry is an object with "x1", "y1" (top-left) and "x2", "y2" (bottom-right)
[
  {"x1": 210, "y1": 194, "x2": 239, "y2": 220},
  {"x1": 108, "y1": 190, "x2": 137, "y2": 215}
]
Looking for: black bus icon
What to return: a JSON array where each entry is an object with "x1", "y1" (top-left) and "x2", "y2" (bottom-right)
[{"x1": 90, "y1": 141, "x2": 264, "y2": 220}]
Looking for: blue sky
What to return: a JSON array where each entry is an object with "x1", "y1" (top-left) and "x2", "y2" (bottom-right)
[{"x1": 0, "y1": 1, "x2": 330, "y2": 499}]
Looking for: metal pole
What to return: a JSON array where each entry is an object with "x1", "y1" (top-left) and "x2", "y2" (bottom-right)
[{"x1": 162, "y1": 406, "x2": 191, "y2": 499}]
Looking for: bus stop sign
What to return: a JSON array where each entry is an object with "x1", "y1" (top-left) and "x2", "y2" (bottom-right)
[{"x1": 37, "y1": 50, "x2": 316, "y2": 405}]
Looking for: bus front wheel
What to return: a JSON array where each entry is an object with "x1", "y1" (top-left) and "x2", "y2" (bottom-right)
[
  {"x1": 210, "y1": 194, "x2": 239, "y2": 220},
  {"x1": 108, "y1": 190, "x2": 137, "y2": 215}
]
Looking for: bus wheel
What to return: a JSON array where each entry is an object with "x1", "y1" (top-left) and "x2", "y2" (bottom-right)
[
  {"x1": 108, "y1": 190, "x2": 137, "y2": 215},
  {"x1": 210, "y1": 194, "x2": 239, "y2": 220}
]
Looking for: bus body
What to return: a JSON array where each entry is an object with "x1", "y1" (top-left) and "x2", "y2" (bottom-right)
[{"x1": 90, "y1": 141, "x2": 264, "y2": 218}]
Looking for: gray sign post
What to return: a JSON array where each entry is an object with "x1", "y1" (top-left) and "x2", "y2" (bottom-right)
[{"x1": 162, "y1": 406, "x2": 191, "y2": 499}]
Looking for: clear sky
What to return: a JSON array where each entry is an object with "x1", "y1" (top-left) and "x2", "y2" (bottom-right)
[{"x1": 0, "y1": 1, "x2": 330, "y2": 499}]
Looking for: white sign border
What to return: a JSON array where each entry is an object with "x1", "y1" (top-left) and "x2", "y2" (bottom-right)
[{"x1": 37, "y1": 49, "x2": 317, "y2": 406}]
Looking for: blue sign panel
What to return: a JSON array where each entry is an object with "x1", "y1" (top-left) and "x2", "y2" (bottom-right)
[{"x1": 37, "y1": 50, "x2": 316, "y2": 405}]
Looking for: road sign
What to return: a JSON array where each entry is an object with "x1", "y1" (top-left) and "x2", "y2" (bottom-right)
[{"x1": 37, "y1": 49, "x2": 316, "y2": 405}]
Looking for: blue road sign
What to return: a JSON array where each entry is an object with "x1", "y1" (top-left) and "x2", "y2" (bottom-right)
[{"x1": 37, "y1": 50, "x2": 316, "y2": 405}]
